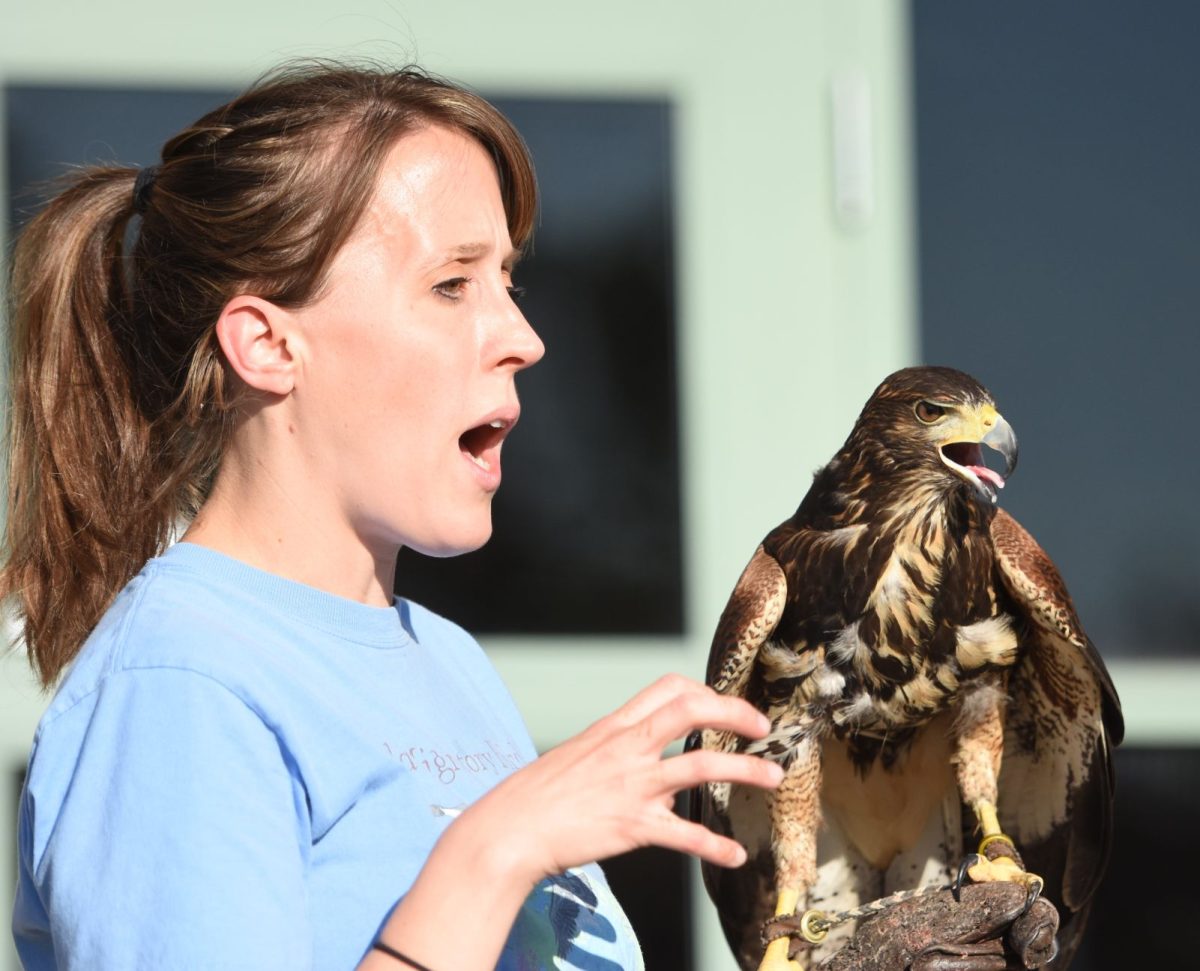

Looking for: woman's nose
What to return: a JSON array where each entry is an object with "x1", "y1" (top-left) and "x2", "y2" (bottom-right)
[{"x1": 493, "y1": 298, "x2": 545, "y2": 371}]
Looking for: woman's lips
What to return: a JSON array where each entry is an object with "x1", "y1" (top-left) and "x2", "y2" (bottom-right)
[{"x1": 459, "y1": 417, "x2": 515, "y2": 487}]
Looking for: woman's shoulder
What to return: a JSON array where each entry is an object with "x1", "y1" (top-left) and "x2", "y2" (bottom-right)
[
  {"x1": 34, "y1": 556, "x2": 254, "y2": 732},
  {"x1": 38, "y1": 543, "x2": 405, "y2": 727}
]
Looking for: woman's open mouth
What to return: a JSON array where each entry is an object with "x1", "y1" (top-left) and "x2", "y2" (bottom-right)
[{"x1": 459, "y1": 417, "x2": 514, "y2": 481}]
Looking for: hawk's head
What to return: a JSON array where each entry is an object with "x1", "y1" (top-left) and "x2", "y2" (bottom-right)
[{"x1": 846, "y1": 366, "x2": 1018, "y2": 505}]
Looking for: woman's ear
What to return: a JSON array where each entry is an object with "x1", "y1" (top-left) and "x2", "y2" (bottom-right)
[{"x1": 214, "y1": 295, "x2": 304, "y2": 396}]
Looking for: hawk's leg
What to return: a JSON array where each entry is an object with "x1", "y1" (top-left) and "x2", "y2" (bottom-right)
[
  {"x1": 952, "y1": 683, "x2": 1042, "y2": 897},
  {"x1": 760, "y1": 736, "x2": 821, "y2": 971},
  {"x1": 966, "y1": 799, "x2": 1040, "y2": 894}
]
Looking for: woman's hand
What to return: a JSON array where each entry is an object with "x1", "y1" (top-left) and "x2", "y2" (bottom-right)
[
  {"x1": 367, "y1": 674, "x2": 780, "y2": 971},
  {"x1": 459, "y1": 673, "x2": 782, "y2": 886}
]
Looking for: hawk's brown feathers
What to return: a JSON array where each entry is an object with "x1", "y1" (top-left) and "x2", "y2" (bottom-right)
[{"x1": 693, "y1": 366, "x2": 1121, "y2": 971}]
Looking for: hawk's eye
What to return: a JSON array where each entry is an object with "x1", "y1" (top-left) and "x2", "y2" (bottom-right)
[{"x1": 915, "y1": 400, "x2": 948, "y2": 424}]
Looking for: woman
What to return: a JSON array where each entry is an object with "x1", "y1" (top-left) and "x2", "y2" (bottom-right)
[{"x1": 3, "y1": 65, "x2": 781, "y2": 970}]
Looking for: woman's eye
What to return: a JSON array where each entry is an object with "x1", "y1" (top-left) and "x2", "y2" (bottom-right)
[
  {"x1": 915, "y1": 400, "x2": 948, "y2": 423},
  {"x1": 434, "y1": 277, "x2": 469, "y2": 299},
  {"x1": 507, "y1": 285, "x2": 527, "y2": 303}
]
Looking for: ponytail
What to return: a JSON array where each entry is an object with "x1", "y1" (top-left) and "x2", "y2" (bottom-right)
[{"x1": 2, "y1": 168, "x2": 169, "y2": 686}]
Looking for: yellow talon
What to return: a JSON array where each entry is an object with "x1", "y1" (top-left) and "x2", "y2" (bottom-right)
[
  {"x1": 758, "y1": 888, "x2": 805, "y2": 971},
  {"x1": 967, "y1": 853, "x2": 1042, "y2": 892},
  {"x1": 968, "y1": 802, "x2": 1041, "y2": 891}
]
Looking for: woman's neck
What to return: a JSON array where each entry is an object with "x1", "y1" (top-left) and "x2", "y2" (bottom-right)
[{"x1": 183, "y1": 432, "x2": 398, "y2": 607}]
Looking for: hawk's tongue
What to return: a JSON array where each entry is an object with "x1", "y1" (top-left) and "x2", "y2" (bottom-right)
[{"x1": 972, "y1": 465, "x2": 1005, "y2": 490}]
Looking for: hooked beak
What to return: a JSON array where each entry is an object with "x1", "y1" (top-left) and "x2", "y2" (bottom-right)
[{"x1": 982, "y1": 414, "x2": 1018, "y2": 479}]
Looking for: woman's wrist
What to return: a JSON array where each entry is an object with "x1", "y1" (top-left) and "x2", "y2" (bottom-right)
[
  {"x1": 439, "y1": 793, "x2": 546, "y2": 897},
  {"x1": 366, "y1": 800, "x2": 545, "y2": 971}
]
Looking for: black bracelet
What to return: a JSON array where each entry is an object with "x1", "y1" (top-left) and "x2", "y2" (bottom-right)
[{"x1": 371, "y1": 940, "x2": 437, "y2": 971}]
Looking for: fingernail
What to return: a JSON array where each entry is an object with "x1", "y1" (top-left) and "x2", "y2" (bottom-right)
[
  {"x1": 732, "y1": 844, "x2": 747, "y2": 867},
  {"x1": 767, "y1": 761, "x2": 785, "y2": 784},
  {"x1": 756, "y1": 713, "x2": 772, "y2": 734}
]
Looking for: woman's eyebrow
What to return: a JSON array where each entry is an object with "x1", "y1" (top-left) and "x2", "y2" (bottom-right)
[
  {"x1": 434, "y1": 241, "x2": 523, "y2": 271},
  {"x1": 443, "y1": 241, "x2": 492, "y2": 262}
]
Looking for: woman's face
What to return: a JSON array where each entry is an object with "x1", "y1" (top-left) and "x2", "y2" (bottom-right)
[{"x1": 290, "y1": 124, "x2": 544, "y2": 560}]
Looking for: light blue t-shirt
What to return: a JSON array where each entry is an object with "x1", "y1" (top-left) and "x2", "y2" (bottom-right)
[{"x1": 12, "y1": 543, "x2": 643, "y2": 971}]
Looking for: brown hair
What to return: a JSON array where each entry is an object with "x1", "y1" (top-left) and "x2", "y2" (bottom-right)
[{"x1": 2, "y1": 63, "x2": 538, "y2": 687}]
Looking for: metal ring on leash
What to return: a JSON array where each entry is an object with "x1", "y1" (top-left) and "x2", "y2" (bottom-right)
[{"x1": 798, "y1": 910, "x2": 830, "y2": 944}]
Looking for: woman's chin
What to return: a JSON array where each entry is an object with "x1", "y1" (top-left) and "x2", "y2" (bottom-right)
[{"x1": 405, "y1": 522, "x2": 494, "y2": 560}]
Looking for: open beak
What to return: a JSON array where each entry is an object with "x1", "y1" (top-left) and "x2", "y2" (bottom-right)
[{"x1": 939, "y1": 409, "x2": 1018, "y2": 505}]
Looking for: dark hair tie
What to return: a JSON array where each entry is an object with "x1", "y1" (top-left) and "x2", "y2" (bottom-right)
[
  {"x1": 132, "y1": 165, "x2": 160, "y2": 214},
  {"x1": 371, "y1": 941, "x2": 437, "y2": 970}
]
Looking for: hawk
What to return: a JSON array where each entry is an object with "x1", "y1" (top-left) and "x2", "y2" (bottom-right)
[{"x1": 692, "y1": 366, "x2": 1122, "y2": 971}]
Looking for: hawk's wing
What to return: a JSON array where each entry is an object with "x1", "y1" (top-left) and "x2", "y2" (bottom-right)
[
  {"x1": 703, "y1": 544, "x2": 789, "y2": 694},
  {"x1": 990, "y1": 508, "x2": 1123, "y2": 966},
  {"x1": 689, "y1": 544, "x2": 789, "y2": 971}
]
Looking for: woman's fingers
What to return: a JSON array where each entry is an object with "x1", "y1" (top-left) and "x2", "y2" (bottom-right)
[
  {"x1": 636, "y1": 687, "x2": 771, "y2": 751},
  {"x1": 602, "y1": 673, "x2": 701, "y2": 730},
  {"x1": 487, "y1": 676, "x2": 783, "y2": 879},
  {"x1": 656, "y1": 748, "x2": 784, "y2": 794},
  {"x1": 638, "y1": 809, "x2": 751, "y2": 869},
  {"x1": 596, "y1": 676, "x2": 773, "y2": 758}
]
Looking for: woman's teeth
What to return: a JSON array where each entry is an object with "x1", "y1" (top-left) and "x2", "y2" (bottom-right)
[{"x1": 466, "y1": 420, "x2": 507, "y2": 470}]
